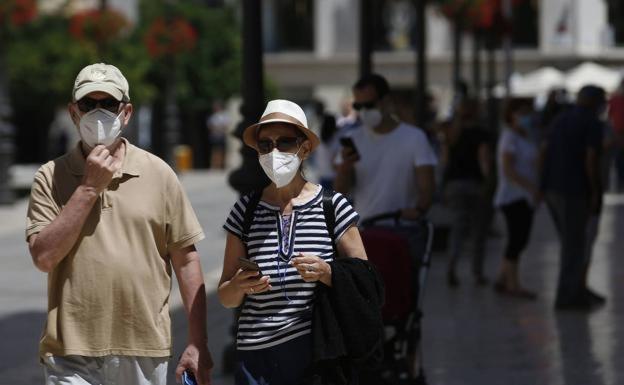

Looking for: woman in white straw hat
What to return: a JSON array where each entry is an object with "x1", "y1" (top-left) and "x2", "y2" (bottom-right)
[{"x1": 217, "y1": 99, "x2": 370, "y2": 384}]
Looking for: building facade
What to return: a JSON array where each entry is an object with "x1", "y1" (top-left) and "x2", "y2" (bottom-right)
[{"x1": 262, "y1": 0, "x2": 622, "y2": 113}]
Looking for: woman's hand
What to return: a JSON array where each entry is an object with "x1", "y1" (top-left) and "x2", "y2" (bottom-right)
[
  {"x1": 291, "y1": 253, "x2": 332, "y2": 286},
  {"x1": 231, "y1": 269, "x2": 271, "y2": 295}
]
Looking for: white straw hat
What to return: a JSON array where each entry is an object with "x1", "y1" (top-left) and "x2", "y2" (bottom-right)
[{"x1": 243, "y1": 99, "x2": 320, "y2": 151}]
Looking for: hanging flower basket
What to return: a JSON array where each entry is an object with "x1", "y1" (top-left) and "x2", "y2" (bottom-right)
[
  {"x1": 436, "y1": 0, "x2": 525, "y2": 32},
  {"x1": 144, "y1": 17, "x2": 198, "y2": 58},
  {"x1": 69, "y1": 8, "x2": 130, "y2": 44}
]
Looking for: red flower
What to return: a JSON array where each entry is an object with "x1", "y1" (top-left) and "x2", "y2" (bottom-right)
[
  {"x1": 69, "y1": 8, "x2": 129, "y2": 44},
  {"x1": 144, "y1": 17, "x2": 197, "y2": 58},
  {"x1": 469, "y1": 0, "x2": 500, "y2": 29},
  {"x1": 437, "y1": 0, "x2": 527, "y2": 31},
  {"x1": 0, "y1": 0, "x2": 37, "y2": 28}
]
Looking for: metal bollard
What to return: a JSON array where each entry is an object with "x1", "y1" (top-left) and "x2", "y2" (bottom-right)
[{"x1": 174, "y1": 144, "x2": 193, "y2": 173}]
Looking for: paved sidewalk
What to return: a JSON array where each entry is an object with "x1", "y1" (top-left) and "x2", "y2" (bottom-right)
[{"x1": 1, "y1": 170, "x2": 623, "y2": 385}]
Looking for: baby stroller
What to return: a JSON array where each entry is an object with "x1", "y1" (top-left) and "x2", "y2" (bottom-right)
[{"x1": 358, "y1": 212, "x2": 434, "y2": 385}]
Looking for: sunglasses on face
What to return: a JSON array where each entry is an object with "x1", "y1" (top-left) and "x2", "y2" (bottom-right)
[
  {"x1": 257, "y1": 136, "x2": 302, "y2": 154},
  {"x1": 76, "y1": 97, "x2": 122, "y2": 113},
  {"x1": 352, "y1": 101, "x2": 378, "y2": 111}
]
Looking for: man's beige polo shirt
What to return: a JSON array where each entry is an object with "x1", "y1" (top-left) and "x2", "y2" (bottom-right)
[{"x1": 26, "y1": 139, "x2": 205, "y2": 358}]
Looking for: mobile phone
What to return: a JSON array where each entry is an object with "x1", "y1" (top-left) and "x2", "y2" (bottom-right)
[
  {"x1": 182, "y1": 370, "x2": 197, "y2": 385},
  {"x1": 238, "y1": 257, "x2": 263, "y2": 276},
  {"x1": 339, "y1": 137, "x2": 360, "y2": 159}
]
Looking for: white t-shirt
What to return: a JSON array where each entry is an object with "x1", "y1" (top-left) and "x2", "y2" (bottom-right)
[
  {"x1": 315, "y1": 137, "x2": 340, "y2": 180},
  {"x1": 340, "y1": 122, "x2": 438, "y2": 220},
  {"x1": 494, "y1": 128, "x2": 538, "y2": 207}
]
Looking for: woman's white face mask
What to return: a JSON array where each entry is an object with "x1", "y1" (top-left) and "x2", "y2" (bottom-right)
[
  {"x1": 78, "y1": 108, "x2": 124, "y2": 147},
  {"x1": 259, "y1": 148, "x2": 302, "y2": 188}
]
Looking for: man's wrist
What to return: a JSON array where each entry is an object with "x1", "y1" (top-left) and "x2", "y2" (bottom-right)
[
  {"x1": 77, "y1": 185, "x2": 100, "y2": 201},
  {"x1": 188, "y1": 337, "x2": 209, "y2": 348}
]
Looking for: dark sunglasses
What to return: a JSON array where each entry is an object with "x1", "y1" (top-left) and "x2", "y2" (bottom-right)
[
  {"x1": 257, "y1": 136, "x2": 302, "y2": 154},
  {"x1": 352, "y1": 101, "x2": 377, "y2": 111},
  {"x1": 76, "y1": 97, "x2": 122, "y2": 113}
]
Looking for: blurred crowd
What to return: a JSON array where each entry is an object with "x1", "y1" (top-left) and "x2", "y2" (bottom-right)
[{"x1": 304, "y1": 74, "x2": 623, "y2": 311}]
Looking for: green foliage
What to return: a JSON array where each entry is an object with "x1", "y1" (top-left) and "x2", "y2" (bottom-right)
[
  {"x1": 6, "y1": 15, "x2": 96, "y2": 108},
  {"x1": 6, "y1": 1, "x2": 240, "y2": 110},
  {"x1": 139, "y1": 0, "x2": 241, "y2": 111},
  {"x1": 4, "y1": 1, "x2": 241, "y2": 163}
]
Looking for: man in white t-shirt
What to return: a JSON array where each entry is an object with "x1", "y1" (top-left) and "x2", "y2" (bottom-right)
[{"x1": 334, "y1": 73, "x2": 437, "y2": 222}]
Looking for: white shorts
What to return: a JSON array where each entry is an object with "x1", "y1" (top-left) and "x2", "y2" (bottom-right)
[{"x1": 42, "y1": 355, "x2": 169, "y2": 385}]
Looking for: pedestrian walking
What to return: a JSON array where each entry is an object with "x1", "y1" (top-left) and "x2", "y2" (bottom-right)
[
  {"x1": 442, "y1": 98, "x2": 493, "y2": 286},
  {"x1": 26, "y1": 63, "x2": 213, "y2": 385},
  {"x1": 493, "y1": 101, "x2": 540, "y2": 299},
  {"x1": 218, "y1": 99, "x2": 382, "y2": 385}
]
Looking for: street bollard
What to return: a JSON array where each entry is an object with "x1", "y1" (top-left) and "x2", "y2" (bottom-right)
[{"x1": 174, "y1": 144, "x2": 193, "y2": 173}]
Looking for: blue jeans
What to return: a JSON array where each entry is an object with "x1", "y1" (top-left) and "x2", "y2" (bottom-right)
[{"x1": 235, "y1": 333, "x2": 312, "y2": 385}]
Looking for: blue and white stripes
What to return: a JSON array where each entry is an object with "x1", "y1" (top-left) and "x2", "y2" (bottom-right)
[{"x1": 223, "y1": 187, "x2": 359, "y2": 351}]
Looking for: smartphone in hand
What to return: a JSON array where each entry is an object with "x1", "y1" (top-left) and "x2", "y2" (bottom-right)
[
  {"x1": 339, "y1": 137, "x2": 360, "y2": 160},
  {"x1": 182, "y1": 370, "x2": 197, "y2": 385},
  {"x1": 238, "y1": 257, "x2": 263, "y2": 276}
]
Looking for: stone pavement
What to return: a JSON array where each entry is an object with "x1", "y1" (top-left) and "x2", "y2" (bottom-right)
[{"x1": 1, "y1": 169, "x2": 623, "y2": 385}]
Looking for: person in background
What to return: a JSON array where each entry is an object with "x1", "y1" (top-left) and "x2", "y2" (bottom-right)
[
  {"x1": 207, "y1": 101, "x2": 231, "y2": 169},
  {"x1": 493, "y1": 101, "x2": 540, "y2": 299},
  {"x1": 334, "y1": 73, "x2": 437, "y2": 223},
  {"x1": 608, "y1": 79, "x2": 624, "y2": 191},
  {"x1": 539, "y1": 88, "x2": 570, "y2": 139},
  {"x1": 541, "y1": 85, "x2": 607, "y2": 310},
  {"x1": 315, "y1": 113, "x2": 339, "y2": 189},
  {"x1": 442, "y1": 98, "x2": 493, "y2": 287}
]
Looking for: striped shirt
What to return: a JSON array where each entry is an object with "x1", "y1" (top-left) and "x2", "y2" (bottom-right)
[{"x1": 223, "y1": 185, "x2": 359, "y2": 350}]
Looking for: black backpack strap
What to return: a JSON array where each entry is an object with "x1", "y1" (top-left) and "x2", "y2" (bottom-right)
[
  {"x1": 322, "y1": 188, "x2": 339, "y2": 257},
  {"x1": 242, "y1": 191, "x2": 262, "y2": 251}
]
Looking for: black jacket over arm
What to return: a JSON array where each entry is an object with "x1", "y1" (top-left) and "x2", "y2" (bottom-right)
[{"x1": 307, "y1": 257, "x2": 385, "y2": 385}]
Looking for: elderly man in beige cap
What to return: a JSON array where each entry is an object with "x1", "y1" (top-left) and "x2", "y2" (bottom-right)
[{"x1": 26, "y1": 63, "x2": 213, "y2": 385}]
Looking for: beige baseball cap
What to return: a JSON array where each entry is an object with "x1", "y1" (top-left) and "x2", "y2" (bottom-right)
[
  {"x1": 243, "y1": 99, "x2": 320, "y2": 151},
  {"x1": 72, "y1": 63, "x2": 130, "y2": 102}
]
